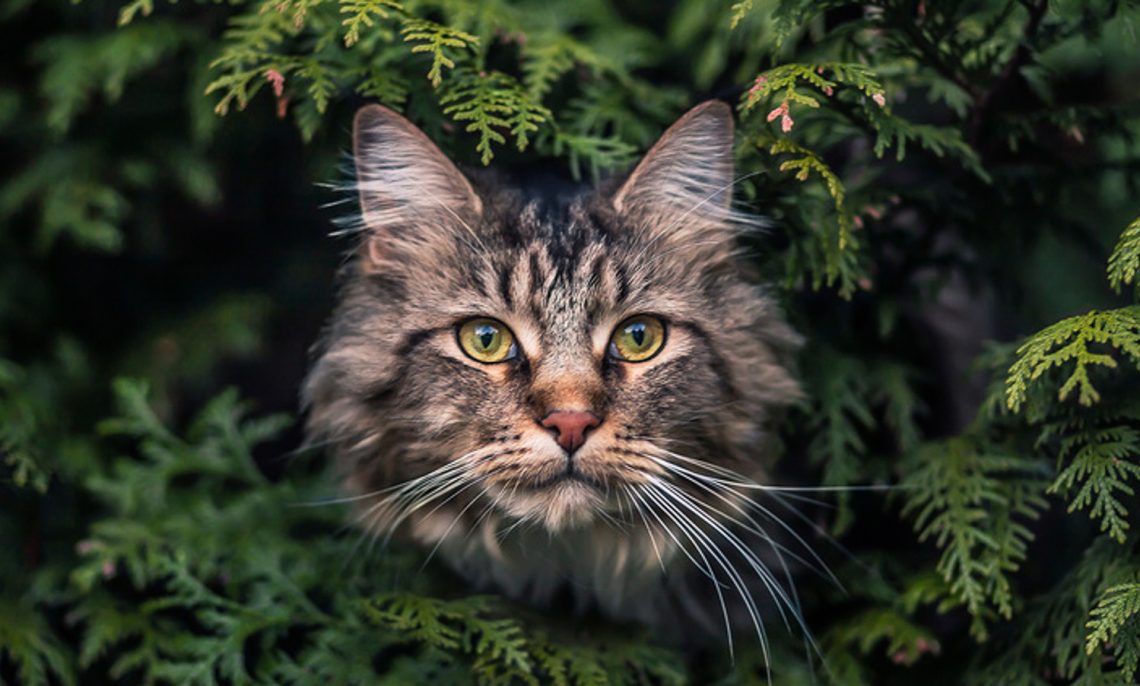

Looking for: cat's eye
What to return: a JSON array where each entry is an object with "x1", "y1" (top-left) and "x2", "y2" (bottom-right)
[
  {"x1": 458, "y1": 318, "x2": 517, "y2": 363},
  {"x1": 608, "y1": 315, "x2": 666, "y2": 363}
]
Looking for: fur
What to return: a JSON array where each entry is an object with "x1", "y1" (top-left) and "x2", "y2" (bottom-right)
[{"x1": 304, "y1": 101, "x2": 804, "y2": 638}]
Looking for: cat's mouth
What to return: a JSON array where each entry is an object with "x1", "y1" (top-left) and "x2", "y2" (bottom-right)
[{"x1": 522, "y1": 470, "x2": 603, "y2": 492}]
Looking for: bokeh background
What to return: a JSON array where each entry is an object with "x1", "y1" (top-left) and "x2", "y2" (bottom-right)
[{"x1": 3, "y1": 1, "x2": 1140, "y2": 684}]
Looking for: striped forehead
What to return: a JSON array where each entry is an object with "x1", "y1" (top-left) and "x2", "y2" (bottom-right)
[{"x1": 492, "y1": 205, "x2": 621, "y2": 348}]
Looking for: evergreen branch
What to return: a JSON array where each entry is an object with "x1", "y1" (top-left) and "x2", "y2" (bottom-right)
[
  {"x1": 440, "y1": 69, "x2": 551, "y2": 164},
  {"x1": 117, "y1": 0, "x2": 154, "y2": 25},
  {"x1": 35, "y1": 23, "x2": 193, "y2": 133},
  {"x1": 1087, "y1": 581, "x2": 1140, "y2": 680},
  {"x1": 763, "y1": 137, "x2": 861, "y2": 297},
  {"x1": 769, "y1": 0, "x2": 851, "y2": 48},
  {"x1": 359, "y1": 594, "x2": 533, "y2": 677},
  {"x1": 799, "y1": 348, "x2": 873, "y2": 533},
  {"x1": 825, "y1": 607, "x2": 939, "y2": 668},
  {"x1": 901, "y1": 438, "x2": 1049, "y2": 639},
  {"x1": 1108, "y1": 217, "x2": 1140, "y2": 298},
  {"x1": 205, "y1": 9, "x2": 297, "y2": 115},
  {"x1": 521, "y1": 33, "x2": 609, "y2": 100},
  {"x1": 0, "y1": 601, "x2": 76, "y2": 686},
  {"x1": 866, "y1": 115, "x2": 991, "y2": 183},
  {"x1": 967, "y1": 0, "x2": 1050, "y2": 145},
  {"x1": 340, "y1": 0, "x2": 402, "y2": 47},
  {"x1": 729, "y1": 1, "x2": 754, "y2": 29},
  {"x1": 545, "y1": 129, "x2": 638, "y2": 181},
  {"x1": 1049, "y1": 425, "x2": 1140, "y2": 543},
  {"x1": 741, "y1": 62, "x2": 887, "y2": 129},
  {"x1": 399, "y1": 17, "x2": 478, "y2": 88},
  {"x1": 1006, "y1": 306, "x2": 1140, "y2": 412}
]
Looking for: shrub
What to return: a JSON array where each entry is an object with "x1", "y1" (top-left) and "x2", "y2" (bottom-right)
[{"x1": 3, "y1": 1, "x2": 1140, "y2": 683}]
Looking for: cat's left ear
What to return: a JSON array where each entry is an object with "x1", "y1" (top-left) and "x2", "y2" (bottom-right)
[
  {"x1": 612, "y1": 101, "x2": 735, "y2": 227},
  {"x1": 353, "y1": 105, "x2": 483, "y2": 266}
]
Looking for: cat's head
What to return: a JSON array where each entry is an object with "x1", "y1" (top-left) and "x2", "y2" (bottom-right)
[{"x1": 304, "y1": 102, "x2": 801, "y2": 535}]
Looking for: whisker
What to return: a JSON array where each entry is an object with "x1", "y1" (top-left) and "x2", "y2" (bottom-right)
[
  {"x1": 620, "y1": 486, "x2": 667, "y2": 574},
  {"x1": 653, "y1": 466, "x2": 838, "y2": 586},
  {"x1": 418, "y1": 485, "x2": 488, "y2": 572},
  {"x1": 652, "y1": 479, "x2": 821, "y2": 659},
  {"x1": 646, "y1": 454, "x2": 841, "y2": 589},
  {"x1": 640, "y1": 482, "x2": 769, "y2": 671},
  {"x1": 625, "y1": 484, "x2": 738, "y2": 661}
]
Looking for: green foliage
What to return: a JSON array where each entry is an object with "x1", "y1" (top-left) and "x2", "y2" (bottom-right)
[
  {"x1": 1049, "y1": 423, "x2": 1140, "y2": 543},
  {"x1": 0, "y1": 601, "x2": 75, "y2": 686},
  {"x1": 440, "y1": 69, "x2": 551, "y2": 164},
  {"x1": 1087, "y1": 581, "x2": 1140, "y2": 681},
  {"x1": 1108, "y1": 217, "x2": 1140, "y2": 298},
  {"x1": 194, "y1": 0, "x2": 674, "y2": 162},
  {"x1": 797, "y1": 347, "x2": 921, "y2": 533},
  {"x1": 340, "y1": 0, "x2": 403, "y2": 47},
  {"x1": 972, "y1": 535, "x2": 1140, "y2": 684},
  {"x1": 901, "y1": 437, "x2": 1049, "y2": 640},
  {"x1": 400, "y1": 17, "x2": 479, "y2": 87},
  {"x1": 762, "y1": 138, "x2": 862, "y2": 297},
  {"x1": 5, "y1": 379, "x2": 692, "y2": 684},
  {"x1": 1000, "y1": 217, "x2": 1140, "y2": 548},
  {"x1": 5, "y1": 0, "x2": 1140, "y2": 684},
  {"x1": 740, "y1": 62, "x2": 887, "y2": 122},
  {"x1": 1006, "y1": 306, "x2": 1140, "y2": 412},
  {"x1": 33, "y1": 22, "x2": 194, "y2": 134}
]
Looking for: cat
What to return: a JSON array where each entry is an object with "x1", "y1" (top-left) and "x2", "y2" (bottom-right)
[{"x1": 303, "y1": 100, "x2": 806, "y2": 641}]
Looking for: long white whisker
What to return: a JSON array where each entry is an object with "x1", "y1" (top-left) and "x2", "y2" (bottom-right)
[
  {"x1": 621, "y1": 486, "x2": 667, "y2": 573},
  {"x1": 653, "y1": 479, "x2": 823, "y2": 663},
  {"x1": 626, "y1": 484, "x2": 737, "y2": 662},
  {"x1": 648, "y1": 455, "x2": 842, "y2": 589},
  {"x1": 654, "y1": 467, "x2": 837, "y2": 587},
  {"x1": 418, "y1": 485, "x2": 488, "y2": 572},
  {"x1": 641, "y1": 482, "x2": 768, "y2": 673},
  {"x1": 656, "y1": 448, "x2": 896, "y2": 496}
]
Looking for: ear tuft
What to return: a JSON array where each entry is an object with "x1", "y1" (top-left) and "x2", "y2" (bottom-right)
[
  {"x1": 612, "y1": 101, "x2": 735, "y2": 223},
  {"x1": 353, "y1": 105, "x2": 482, "y2": 243}
]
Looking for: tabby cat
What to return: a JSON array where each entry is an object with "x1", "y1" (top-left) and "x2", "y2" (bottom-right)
[{"x1": 303, "y1": 101, "x2": 805, "y2": 640}]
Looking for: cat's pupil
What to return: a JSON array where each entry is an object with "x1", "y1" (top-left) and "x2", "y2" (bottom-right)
[
  {"x1": 477, "y1": 326, "x2": 496, "y2": 350},
  {"x1": 630, "y1": 324, "x2": 645, "y2": 347}
]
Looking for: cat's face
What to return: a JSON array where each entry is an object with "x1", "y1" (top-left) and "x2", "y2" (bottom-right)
[{"x1": 304, "y1": 102, "x2": 800, "y2": 535}]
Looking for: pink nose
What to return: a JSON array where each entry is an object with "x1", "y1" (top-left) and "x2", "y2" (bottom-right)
[{"x1": 541, "y1": 410, "x2": 602, "y2": 454}]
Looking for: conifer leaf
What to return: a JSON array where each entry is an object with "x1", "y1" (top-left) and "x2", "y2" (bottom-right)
[
  {"x1": 825, "y1": 607, "x2": 939, "y2": 667},
  {"x1": 901, "y1": 438, "x2": 1049, "y2": 639},
  {"x1": 763, "y1": 138, "x2": 861, "y2": 298},
  {"x1": 729, "y1": 1, "x2": 754, "y2": 29},
  {"x1": 340, "y1": 0, "x2": 402, "y2": 47},
  {"x1": 117, "y1": 0, "x2": 153, "y2": 26},
  {"x1": 440, "y1": 69, "x2": 551, "y2": 164},
  {"x1": 547, "y1": 129, "x2": 638, "y2": 181},
  {"x1": 35, "y1": 23, "x2": 192, "y2": 133},
  {"x1": 1087, "y1": 581, "x2": 1140, "y2": 680},
  {"x1": 866, "y1": 115, "x2": 990, "y2": 182},
  {"x1": 206, "y1": 10, "x2": 297, "y2": 115},
  {"x1": 0, "y1": 601, "x2": 76, "y2": 685},
  {"x1": 521, "y1": 33, "x2": 608, "y2": 100},
  {"x1": 399, "y1": 17, "x2": 478, "y2": 87},
  {"x1": 1049, "y1": 426, "x2": 1140, "y2": 543},
  {"x1": 1108, "y1": 217, "x2": 1140, "y2": 298},
  {"x1": 741, "y1": 62, "x2": 887, "y2": 125},
  {"x1": 1006, "y1": 307, "x2": 1140, "y2": 412}
]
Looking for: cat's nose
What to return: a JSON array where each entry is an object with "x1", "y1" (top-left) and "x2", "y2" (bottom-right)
[{"x1": 540, "y1": 410, "x2": 602, "y2": 454}]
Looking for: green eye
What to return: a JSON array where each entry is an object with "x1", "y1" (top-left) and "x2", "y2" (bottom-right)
[
  {"x1": 609, "y1": 315, "x2": 666, "y2": 362},
  {"x1": 458, "y1": 318, "x2": 516, "y2": 363}
]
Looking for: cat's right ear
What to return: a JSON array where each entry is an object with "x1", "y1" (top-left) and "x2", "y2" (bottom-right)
[{"x1": 353, "y1": 105, "x2": 482, "y2": 266}]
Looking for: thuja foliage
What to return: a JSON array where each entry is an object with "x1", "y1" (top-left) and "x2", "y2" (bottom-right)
[{"x1": 3, "y1": 0, "x2": 1140, "y2": 684}]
